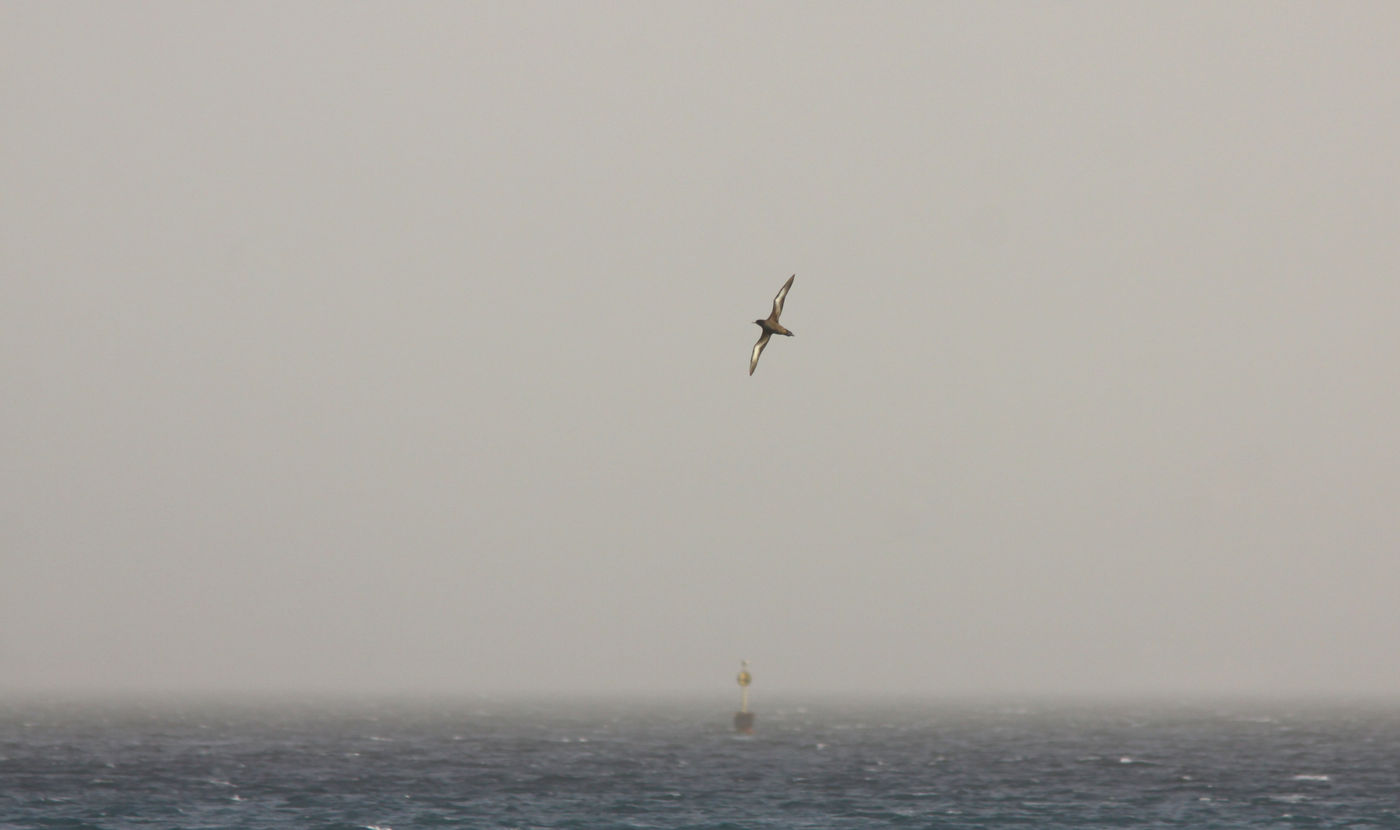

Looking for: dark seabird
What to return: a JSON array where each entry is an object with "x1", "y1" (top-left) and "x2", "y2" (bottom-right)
[{"x1": 750, "y1": 274, "x2": 796, "y2": 375}]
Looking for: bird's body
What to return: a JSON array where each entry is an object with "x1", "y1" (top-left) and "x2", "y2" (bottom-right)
[{"x1": 750, "y1": 274, "x2": 796, "y2": 375}]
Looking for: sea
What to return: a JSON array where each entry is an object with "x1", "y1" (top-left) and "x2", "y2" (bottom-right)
[{"x1": 2, "y1": 697, "x2": 1397, "y2": 829}]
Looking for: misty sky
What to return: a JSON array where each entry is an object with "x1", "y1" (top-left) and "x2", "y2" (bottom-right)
[{"x1": 3, "y1": 3, "x2": 1398, "y2": 699}]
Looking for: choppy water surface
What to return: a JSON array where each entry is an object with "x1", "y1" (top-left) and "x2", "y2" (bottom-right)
[{"x1": 2, "y1": 698, "x2": 1397, "y2": 828}]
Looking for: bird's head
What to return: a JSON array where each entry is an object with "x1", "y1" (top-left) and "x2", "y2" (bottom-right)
[{"x1": 754, "y1": 319, "x2": 766, "y2": 327}]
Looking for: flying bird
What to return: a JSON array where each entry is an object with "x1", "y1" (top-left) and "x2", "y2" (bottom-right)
[{"x1": 750, "y1": 274, "x2": 796, "y2": 375}]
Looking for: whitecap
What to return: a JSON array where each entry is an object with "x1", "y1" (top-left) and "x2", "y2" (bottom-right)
[
  {"x1": 1233, "y1": 715, "x2": 1279, "y2": 724},
  {"x1": 1292, "y1": 774, "x2": 1330, "y2": 782}
]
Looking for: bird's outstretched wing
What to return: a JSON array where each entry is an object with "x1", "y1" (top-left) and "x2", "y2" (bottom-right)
[
  {"x1": 749, "y1": 331, "x2": 773, "y2": 375},
  {"x1": 770, "y1": 274, "x2": 795, "y2": 321}
]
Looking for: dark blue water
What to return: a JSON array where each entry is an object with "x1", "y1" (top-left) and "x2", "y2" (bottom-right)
[{"x1": 2, "y1": 698, "x2": 1397, "y2": 828}]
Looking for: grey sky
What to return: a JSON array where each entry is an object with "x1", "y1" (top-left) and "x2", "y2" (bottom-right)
[{"x1": 3, "y1": 2, "x2": 1397, "y2": 699}]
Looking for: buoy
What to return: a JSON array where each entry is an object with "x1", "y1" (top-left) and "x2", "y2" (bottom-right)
[{"x1": 733, "y1": 660, "x2": 755, "y2": 734}]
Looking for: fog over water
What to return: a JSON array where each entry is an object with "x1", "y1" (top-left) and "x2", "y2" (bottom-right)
[{"x1": 3, "y1": 3, "x2": 1397, "y2": 699}]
